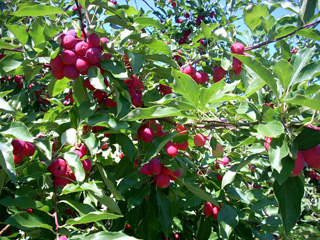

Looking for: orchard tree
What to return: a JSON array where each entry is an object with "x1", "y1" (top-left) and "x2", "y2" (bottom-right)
[{"x1": 0, "y1": 0, "x2": 320, "y2": 239}]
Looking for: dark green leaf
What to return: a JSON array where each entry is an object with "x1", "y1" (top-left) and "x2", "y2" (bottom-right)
[
  {"x1": 144, "y1": 133, "x2": 174, "y2": 162},
  {"x1": 115, "y1": 134, "x2": 136, "y2": 161},
  {"x1": 0, "y1": 39, "x2": 20, "y2": 49},
  {"x1": 73, "y1": 77, "x2": 90, "y2": 104},
  {"x1": 274, "y1": 176, "x2": 304, "y2": 236},
  {"x1": 273, "y1": 156, "x2": 295, "y2": 185},
  {"x1": 66, "y1": 212, "x2": 122, "y2": 225},
  {"x1": 196, "y1": 215, "x2": 212, "y2": 240},
  {"x1": 85, "y1": 231, "x2": 139, "y2": 240},
  {"x1": 300, "y1": 0, "x2": 316, "y2": 24},
  {"x1": 5, "y1": 212, "x2": 52, "y2": 231},
  {"x1": 291, "y1": 46, "x2": 315, "y2": 85},
  {"x1": 295, "y1": 60, "x2": 320, "y2": 84},
  {"x1": 122, "y1": 106, "x2": 181, "y2": 121},
  {"x1": 294, "y1": 128, "x2": 320, "y2": 150},
  {"x1": 0, "y1": 142, "x2": 16, "y2": 183},
  {"x1": 218, "y1": 205, "x2": 239, "y2": 239},
  {"x1": 63, "y1": 152, "x2": 86, "y2": 182},
  {"x1": 0, "y1": 97, "x2": 16, "y2": 114},
  {"x1": 269, "y1": 135, "x2": 289, "y2": 173},
  {"x1": 156, "y1": 191, "x2": 172, "y2": 238}
]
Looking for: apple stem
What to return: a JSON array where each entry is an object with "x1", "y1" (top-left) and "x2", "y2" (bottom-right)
[
  {"x1": 74, "y1": 0, "x2": 87, "y2": 40},
  {"x1": 245, "y1": 18, "x2": 320, "y2": 51}
]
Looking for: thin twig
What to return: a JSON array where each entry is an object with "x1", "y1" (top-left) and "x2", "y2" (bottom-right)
[
  {"x1": 245, "y1": 18, "x2": 320, "y2": 51},
  {"x1": 74, "y1": 0, "x2": 87, "y2": 40},
  {"x1": 2, "y1": 48, "x2": 24, "y2": 53},
  {"x1": 0, "y1": 224, "x2": 10, "y2": 236}
]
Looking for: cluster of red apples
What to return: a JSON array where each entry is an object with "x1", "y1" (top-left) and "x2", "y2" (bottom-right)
[
  {"x1": 47, "y1": 144, "x2": 92, "y2": 187},
  {"x1": 265, "y1": 138, "x2": 320, "y2": 177},
  {"x1": 203, "y1": 202, "x2": 220, "y2": 219},
  {"x1": 11, "y1": 139, "x2": 35, "y2": 164},
  {"x1": 50, "y1": 29, "x2": 108, "y2": 80},
  {"x1": 181, "y1": 66, "x2": 209, "y2": 85},
  {"x1": 140, "y1": 158, "x2": 182, "y2": 189}
]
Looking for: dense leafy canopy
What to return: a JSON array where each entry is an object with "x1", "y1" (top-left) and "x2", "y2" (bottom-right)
[{"x1": 0, "y1": 0, "x2": 320, "y2": 239}]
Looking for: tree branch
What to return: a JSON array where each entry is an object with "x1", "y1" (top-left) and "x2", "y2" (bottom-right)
[
  {"x1": 2, "y1": 48, "x2": 24, "y2": 53},
  {"x1": 0, "y1": 224, "x2": 10, "y2": 236},
  {"x1": 245, "y1": 18, "x2": 320, "y2": 51},
  {"x1": 74, "y1": 0, "x2": 87, "y2": 40}
]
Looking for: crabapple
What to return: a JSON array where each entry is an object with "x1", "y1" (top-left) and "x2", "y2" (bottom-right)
[
  {"x1": 87, "y1": 33, "x2": 100, "y2": 48},
  {"x1": 231, "y1": 42, "x2": 244, "y2": 54},
  {"x1": 148, "y1": 158, "x2": 162, "y2": 175},
  {"x1": 61, "y1": 50, "x2": 77, "y2": 65},
  {"x1": 291, "y1": 151, "x2": 305, "y2": 177},
  {"x1": 140, "y1": 163, "x2": 152, "y2": 175},
  {"x1": 63, "y1": 65, "x2": 79, "y2": 80},
  {"x1": 203, "y1": 202, "x2": 213, "y2": 216},
  {"x1": 47, "y1": 159, "x2": 67, "y2": 177},
  {"x1": 212, "y1": 206, "x2": 220, "y2": 219},
  {"x1": 82, "y1": 158, "x2": 92, "y2": 172},
  {"x1": 13, "y1": 154, "x2": 24, "y2": 164},
  {"x1": 50, "y1": 55, "x2": 64, "y2": 72},
  {"x1": 85, "y1": 47, "x2": 101, "y2": 65},
  {"x1": 193, "y1": 133, "x2": 206, "y2": 147},
  {"x1": 166, "y1": 142, "x2": 178, "y2": 157},
  {"x1": 175, "y1": 141, "x2": 188, "y2": 151},
  {"x1": 303, "y1": 145, "x2": 320, "y2": 169},
  {"x1": 183, "y1": 66, "x2": 196, "y2": 77},
  {"x1": 12, "y1": 139, "x2": 25, "y2": 155},
  {"x1": 23, "y1": 142, "x2": 35, "y2": 157},
  {"x1": 75, "y1": 57, "x2": 89, "y2": 73},
  {"x1": 156, "y1": 173, "x2": 170, "y2": 188},
  {"x1": 61, "y1": 34, "x2": 77, "y2": 49},
  {"x1": 138, "y1": 126, "x2": 154, "y2": 143}
]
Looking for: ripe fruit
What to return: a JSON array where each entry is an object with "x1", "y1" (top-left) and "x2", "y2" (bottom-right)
[
  {"x1": 148, "y1": 158, "x2": 162, "y2": 175},
  {"x1": 63, "y1": 65, "x2": 79, "y2": 80},
  {"x1": 138, "y1": 125, "x2": 154, "y2": 143},
  {"x1": 54, "y1": 174, "x2": 71, "y2": 187},
  {"x1": 203, "y1": 202, "x2": 213, "y2": 216},
  {"x1": 231, "y1": 42, "x2": 244, "y2": 54},
  {"x1": 176, "y1": 141, "x2": 188, "y2": 151},
  {"x1": 13, "y1": 154, "x2": 24, "y2": 164},
  {"x1": 48, "y1": 159, "x2": 67, "y2": 177},
  {"x1": 200, "y1": 71, "x2": 209, "y2": 84},
  {"x1": 170, "y1": 168, "x2": 182, "y2": 180},
  {"x1": 140, "y1": 164, "x2": 152, "y2": 175},
  {"x1": 213, "y1": 66, "x2": 226, "y2": 83},
  {"x1": 221, "y1": 156, "x2": 229, "y2": 165},
  {"x1": 93, "y1": 90, "x2": 107, "y2": 103},
  {"x1": 291, "y1": 151, "x2": 305, "y2": 177},
  {"x1": 192, "y1": 72, "x2": 203, "y2": 84},
  {"x1": 212, "y1": 144, "x2": 224, "y2": 158},
  {"x1": 176, "y1": 125, "x2": 188, "y2": 134},
  {"x1": 163, "y1": 166, "x2": 175, "y2": 176},
  {"x1": 23, "y1": 142, "x2": 35, "y2": 156},
  {"x1": 61, "y1": 50, "x2": 77, "y2": 65},
  {"x1": 12, "y1": 139, "x2": 25, "y2": 155},
  {"x1": 264, "y1": 137, "x2": 272, "y2": 152},
  {"x1": 303, "y1": 145, "x2": 320, "y2": 169},
  {"x1": 75, "y1": 41, "x2": 89, "y2": 56},
  {"x1": 75, "y1": 57, "x2": 89, "y2": 73},
  {"x1": 156, "y1": 173, "x2": 170, "y2": 188},
  {"x1": 85, "y1": 47, "x2": 101, "y2": 65},
  {"x1": 183, "y1": 66, "x2": 196, "y2": 77},
  {"x1": 166, "y1": 142, "x2": 178, "y2": 157},
  {"x1": 87, "y1": 33, "x2": 100, "y2": 48},
  {"x1": 212, "y1": 206, "x2": 220, "y2": 219},
  {"x1": 82, "y1": 158, "x2": 92, "y2": 172},
  {"x1": 193, "y1": 133, "x2": 206, "y2": 147},
  {"x1": 61, "y1": 34, "x2": 77, "y2": 49},
  {"x1": 79, "y1": 144, "x2": 87, "y2": 156}
]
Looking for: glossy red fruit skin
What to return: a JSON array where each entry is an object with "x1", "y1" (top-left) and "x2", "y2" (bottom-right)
[
  {"x1": 13, "y1": 153, "x2": 24, "y2": 164},
  {"x1": 156, "y1": 173, "x2": 170, "y2": 188},
  {"x1": 23, "y1": 142, "x2": 35, "y2": 156},
  {"x1": 204, "y1": 202, "x2": 213, "y2": 216},
  {"x1": 93, "y1": 90, "x2": 107, "y2": 103},
  {"x1": 74, "y1": 41, "x2": 89, "y2": 56},
  {"x1": 169, "y1": 168, "x2": 181, "y2": 180},
  {"x1": 75, "y1": 57, "x2": 89, "y2": 73},
  {"x1": 163, "y1": 166, "x2": 175, "y2": 176},
  {"x1": 222, "y1": 156, "x2": 229, "y2": 165},
  {"x1": 212, "y1": 206, "x2": 220, "y2": 219},
  {"x1": 192, "y1": 72, "x2": 203, "y2": 84},
  {"x1": 231, "y1": 42, "x2": 244, "y2": 54},
  {"x1": 47, "y1": 159, "x2": 67, "y2": 177},
  {"x1": 101, "y1": 142, "x2": 108, "y2": 150},
  {"x1": 166, "y1": 142, "x2": 178, "y2": 157},
  {"x1": 61, "y1": 50, "x2": 77, "y2": 65},
  {"x1": 61, "y1": 34, "x2": 77, "y2": 49},
  {"x1": 79, "y1": 144, "x2": 87, "y2": 156},
  {"x1": 264, "y1": 137, "x2": 272, "y2": 152},
  {"x1": 87, "y1": 33, "x2": 100, "y2": 48},
  {"x1": 140, "y1": 164, "x2": 152, "y2": 175},
  {"x1": 74, "y1": 149, "x2": 83, "y2": 159},
  {"x1": 303, "y1": 145, "x2": 320, "y2": 169},
  {"x1": 82, "y1": 158, "x2": 92, "y2": 172},
  {"x1": 84, "y1": 78, "x2": 95, "y2": 91},
  {"x1": 138, "y1": 126, "x2": 154, "y2": 143},
  {"x1": 148, "y1": 158, "x2": 162, "y2": 175},
  {"x1": 176, "y1": 125, "x2": 188, "y2": 134},
  {"x1": 176, "y1": 141, "x2": 188, "y2": 151},
  {"x1": 54, "y1": 174, "x2": 71, "y2": 187},
  {"x1": 213, "y1": 66, "x2": 226, "y2": 83},
  {"x1": 183, "y1": 66, "x2": 196, "y2": 77},
  {"x1": 193, "y1": 133, "x2": 206, "y2": 147},
  {"x1": 63, "y1": 65, "x2": 79, "y2": 80},
  {"x1": 291, "y1": 151, "x2": 305, "y2": 177},
  {"x1": 12, "y1": 139, "x2": 25, "y2": 155},
  {"x1": 200, "y1": 71, "x2": 209, "y2": 84},
  {"x1": 52, "y1": 70, "x2": 65, "y2": 80},
  {"x1": 85, "y1": 47, "x2": 101, "y2": 65}
]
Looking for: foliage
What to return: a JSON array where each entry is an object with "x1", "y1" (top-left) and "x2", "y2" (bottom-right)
[{"x1": 0, "y1": 0, "x2": 320, "y2": 239}]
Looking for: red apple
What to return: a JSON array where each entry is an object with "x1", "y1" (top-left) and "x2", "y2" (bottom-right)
[
  {"x1": 48, "y1": 159, "x2": 67, "y2": 177},
  {"x1": 203, "y1": 202, "x2": 213, "y2": 216},
  {"x1": 140, "y1": 163, "x2": 152, "y2": 175},
  {"x1": 23, "y1": 142, "x2": 35, "y2": 157},
  {"x1": 156, "y1": 173, "x2": 170, "y2": 188},
  {"x1": 303, "y1": 145, "x2": 320, "y2": 169},
  {"x1": 13, "y1": 153, "x2": 24, "y2": 164},
  {"x1": 82, "y1": 158, "x2": 92, "y2": 172},
  {"x1": 166, "y1": 142, "x2": 178, "y2": 157},
  {"x1": 12, "y1": 139, "x2": 25, "y2": 155},
  {"x1": 291, "y1": 151, "x2": 305, "y2": 177},
  {"x1": 231, "y1": 42, "x2": 244, "y2": 54},
  {"x1": 148, "y1": 158, "x2": 162, "y2": 175},
  {"x1": 194, "y1": 133, "x2": 206, "y2": 147}
]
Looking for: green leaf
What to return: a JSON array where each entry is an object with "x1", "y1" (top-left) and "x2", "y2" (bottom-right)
[
  {"x1": 145, "y1": 39, "x2": 171, "y2": 56},
  {"x1": 172, "y1": 69, "x2": 200, "y2": 108},
  {"x1": 231, "y1": 54, "x2": 280, "y2": 101},
  {"x1": 295, "y1": 60, "x2": 320, "y2": 84},
  {"x1": 273, "y1": 156, "x2": 295, "y2": 185},
  {"x1": 0, "y1": 97, "x2": 16, "y2": 114},
  {"x1": 218, "y1": 205, "x2": 239, "y2": 239},
  {"x1": 294, "y1": 128, "x2": 320, "y2": 151},
  {"x1": 156, "y1": 191, "x2": 173, "y2": 238},
  {"x1": 282, "y1": 93, "x2": 320, "y2": 111},
  {"x1": 212, "y1": 28, "x2": 233, "y2": 43},
  {"x1": 122, "y1": 106, "x2": 181, "y2": 121},
  {"x1": 144, "y1": 133, "x2": 174, "y2": 162},
  {"x1": 5, "y1": 212, "x2": 52, "y2": 231},
  {"x1": 66, "y1": 211, "x2": 122, "y2": 225},
  {"x1": 243, "y1": 4, "x2": 269, "y2": 31},
  {"x1": 114, "y1": 134, "x2": 136, "y2": 161},
  {"x1": 0, "y1": 55, "x2": 23, "y2": 72},
  {"x1": 90, "y1": 191, "x2": 121, "y2": 215},
  {"x1": 221, "y1": 171, "x2": 237, "y2": 189},
  {"x1": 269, "y1": 135, "x2": 289, "y2": 173},
  {"x1": 257, "y1": 120, "x2": 284, "y2": 138},
  {"x1": 73, "y1": 77, "x2": 89, "y2": 104},
  {"x1": 0, "y1": 142, "x2": 16, "y2": 183},
  {"x1": 196, "y1": 215, "x2": 212, "y2": 240},
  {"x1": 291, "y1": 46, "x2": 315, "y2": 86},
  {"x1": 63, "y1": 152, "x2": 86, "y2": 182},
  {"x1": 28, "y1": 18, "x2": 45, "y2": 48},
  {"x1": 85, "y1": 231, "x2": 139, "y2": 240},
  {"x1": 200, "y1": 21, "x2": 212, "y2": 40},
  {"x1": 6, "y1": 24, "x2": 29, "y2": 46},
  {"x1": 182, "y1": 180, "x2": 219, "y2": 206},
  {"x1": 274, "y1": 59, "x2": 293, "y2": 89},
  {"x1": 297, "y1": 28, "x2": 320, "y2": 41},
  {"x1": 134, "y1": 17, "x2": 165, "y2": 30},
  {"x1": 13, "y1": 4, "x2": 64, "y2": 16},
  {"x1": 81, "y1": 132, "x2": 99, "y2": 155},
  {"x1": 59, "y1": 199, "x2": 96, "y2": 216},
  {"x1": 34, "y1": 138, "x2": 52, "y2": 161},
  {"x1": 300, "y1": 0, "x2": 316, "y2": 24},
  {"x1": 273, "y1": 176, "x2": 304, "y2": 236},
  {"x1": 0, "y1": 39, "x2": 20, "y2": 49},
  {"x1": 200, "y1": 80, "x2": 225, "y2": 108},
  {"x1": 96, "y1": 163, "x2": 124, "y2": 201},
  {"x1": 88, "y1": 67, "x2": 107, "y2": 91},
  {"x1": 1, "y1": 121, "x2": 33, "y2": 142},
  {"x1": 124, "y1": 50, "x2": 145, "y2": 75},
  {"x1": 47, "y1": 77, "x2": 71, "y2": 97}
]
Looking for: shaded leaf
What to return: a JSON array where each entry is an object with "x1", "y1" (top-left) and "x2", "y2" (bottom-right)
[{"x1": 66, "y1": 212, "x2": 122, "y2": 225}]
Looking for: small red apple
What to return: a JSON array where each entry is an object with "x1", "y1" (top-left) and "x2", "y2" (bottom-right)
[{"x1": 193, "y1": 133, "x2": 206, "y2": 147}]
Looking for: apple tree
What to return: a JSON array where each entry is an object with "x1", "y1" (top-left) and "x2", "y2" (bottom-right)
[{"x1": 0, "y1": 0, "x2": 320, "y2": 239}]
